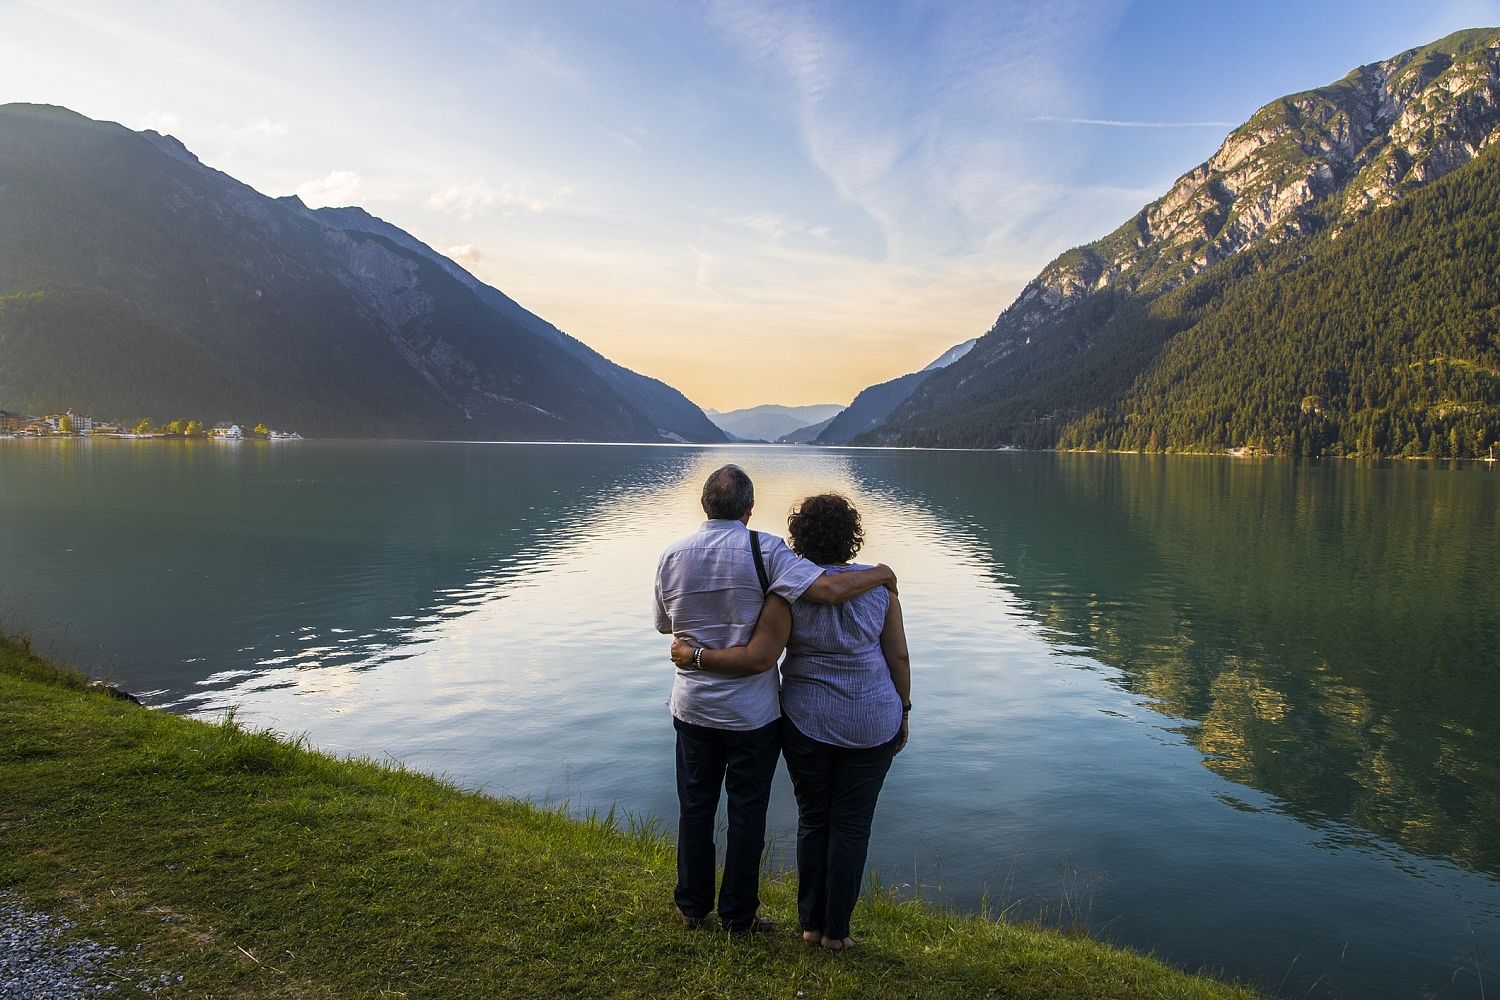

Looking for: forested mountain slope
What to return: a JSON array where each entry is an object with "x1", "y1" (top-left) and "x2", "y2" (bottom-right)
[
  {"x1": 0, "y1": 104, "x2": 724, "y2": 442},
  {"x1": 1060, "y1": 148, "x2": 1500, "y2": 457},
  {"x1": 873, "y1": 28, "x2": 1500, "y2": 457},
  {"x1": 304, "y1": 204, "x2": 725, "y2": 442},
  {"x1": 814, "y1": 337, "x2": 977, "y2": 445}
]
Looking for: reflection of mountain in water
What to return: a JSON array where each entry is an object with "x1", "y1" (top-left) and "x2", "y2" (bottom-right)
[
  {"x1": 0, "y1": 441, "x2": 697, "y2": 703},
  {"x1": 848, "y1": 451, "x2": 1500, "y2": 877}
]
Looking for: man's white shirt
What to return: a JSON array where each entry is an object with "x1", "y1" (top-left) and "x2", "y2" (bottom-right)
[{"x1": 654, "y1": 519, "x2": 823, "y2": 730}]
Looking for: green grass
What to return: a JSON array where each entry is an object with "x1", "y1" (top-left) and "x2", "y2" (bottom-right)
[{"x1": 0, "y1": 634, "x2": 1261, "y2": 999}]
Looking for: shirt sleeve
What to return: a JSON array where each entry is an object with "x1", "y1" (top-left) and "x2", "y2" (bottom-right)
[{"x1": 759, "y1": 533, "x2": 824, "y2": 604}]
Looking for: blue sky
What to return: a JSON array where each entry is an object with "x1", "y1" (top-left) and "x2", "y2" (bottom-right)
[{"x1": 4, "y1": 0, "x2": 1499, "y2": 408}]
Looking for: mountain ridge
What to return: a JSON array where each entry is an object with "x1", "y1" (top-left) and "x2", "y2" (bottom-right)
[
  {"x1": 705, "y1": 402, "x2": 845, "y2": 441},
  {"x1": 0, "y1": 103, "x2": 725, "y2": 443},
  {"x1": 299, "y1": 202, "x2": 724, "y2": 443},
  {"x1": 869, "y1": 28, "x2": 1500, "y2": 456},
  {"x1": 813, "y1": 337, "x2": 978, "y2": 445}
]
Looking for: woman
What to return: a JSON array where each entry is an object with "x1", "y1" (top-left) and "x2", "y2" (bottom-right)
[{"x1": 671, "y1": 494, "x2": 910, "y2": 951}]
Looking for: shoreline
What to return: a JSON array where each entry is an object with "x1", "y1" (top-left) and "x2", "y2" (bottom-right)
[
  {"x1": 3, "y1": 435, "x2": 1497, "y2": 465},
  {"x1": 0, "y1": 633, "x2": 1260, "y2": 999}
]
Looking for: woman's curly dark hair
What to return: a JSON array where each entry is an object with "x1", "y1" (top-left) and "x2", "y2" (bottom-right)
[{"x1": 787, "y1": 493, "x2": 864, "y2": 565}]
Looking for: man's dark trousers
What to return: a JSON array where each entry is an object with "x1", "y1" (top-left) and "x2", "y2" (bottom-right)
[{"x1": 673, "y1": 716, "x2": 781, "y2": 931}]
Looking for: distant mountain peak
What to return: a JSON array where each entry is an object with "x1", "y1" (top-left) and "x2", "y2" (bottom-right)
[
  {"x1": 141, "y1": 131, "x2": 201, "y2": 167},
  {"x1": 705, "y1": 403, "x2": 846, "y2": 442},
  {"x1": 921, "y1": 338, "x2": 979, "y2": 372}
]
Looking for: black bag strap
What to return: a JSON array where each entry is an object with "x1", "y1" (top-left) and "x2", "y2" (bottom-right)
[{"x1": 748, "y1": 530, "x2": 771, "y2": 595}]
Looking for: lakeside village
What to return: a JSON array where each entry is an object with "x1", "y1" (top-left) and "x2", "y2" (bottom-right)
[{"x1": 0, "y1": 407, "x2": 302, "y2": 441}]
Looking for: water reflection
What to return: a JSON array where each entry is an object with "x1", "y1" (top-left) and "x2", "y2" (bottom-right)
[
  {"x1": 0, "y1": 440, "x2": 698, "y2": 704},
  {"x1": 4, "y1": 442, "x2": 1498, "y2": 998},
  {"x1": 846, "y1": 451, "x2": 1500, "y2": 879}
]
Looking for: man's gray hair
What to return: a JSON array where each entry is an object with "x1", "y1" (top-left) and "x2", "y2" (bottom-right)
[{"x1": 701, "y1": 464, "x2": 755, "y2": 520}]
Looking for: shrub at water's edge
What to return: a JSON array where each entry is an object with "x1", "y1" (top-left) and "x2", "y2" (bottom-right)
[{"x1": 0, "y1": 634, "x2": 1259, "y2": 999}]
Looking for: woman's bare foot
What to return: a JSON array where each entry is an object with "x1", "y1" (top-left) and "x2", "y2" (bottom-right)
[
  {"x1": 802, "y1": 930, "x2": 823, "y2": 945},
  {"x1": 820, "y1": 936, "x2": 857, "y2": 952}
]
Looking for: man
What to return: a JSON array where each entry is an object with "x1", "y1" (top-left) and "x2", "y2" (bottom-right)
[{"x1": 654, "y1": 464, "x2": 896, "y2": 933}]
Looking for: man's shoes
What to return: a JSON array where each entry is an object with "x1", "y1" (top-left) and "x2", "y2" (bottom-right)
[
  {"x1": 674, "y1": 905, "x2": 706, "y2": 929},
  {"x1": 726, "y1": 915, "x2": 775, "y2": 936}
]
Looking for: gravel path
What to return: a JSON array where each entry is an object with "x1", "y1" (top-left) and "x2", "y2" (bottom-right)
[{"x1": 0, "y1": 895, "x2": 179, "y2": 998}]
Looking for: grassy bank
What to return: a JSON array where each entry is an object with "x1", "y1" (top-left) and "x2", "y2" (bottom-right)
[{"x1": 0, "y1": 635, "x2": 1259, "y2": 999}]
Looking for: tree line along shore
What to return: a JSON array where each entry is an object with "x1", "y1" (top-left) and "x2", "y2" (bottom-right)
[{"x1": 0, "y1": 633, "x2": 1261, "y2": 999}]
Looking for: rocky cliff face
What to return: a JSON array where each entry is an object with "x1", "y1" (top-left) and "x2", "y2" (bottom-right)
[{"x1": 977, "y1": 29, "x2": 1500, "y2": 361}]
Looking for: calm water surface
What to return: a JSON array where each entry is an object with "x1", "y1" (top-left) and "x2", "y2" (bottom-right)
[{"x1": 2, "y1": 440, "x2": 1497, "y2": 998}]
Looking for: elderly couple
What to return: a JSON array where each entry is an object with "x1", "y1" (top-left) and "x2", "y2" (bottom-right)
[{"x1": 653, "y1": 464, "x2": 910, "y2": 950}]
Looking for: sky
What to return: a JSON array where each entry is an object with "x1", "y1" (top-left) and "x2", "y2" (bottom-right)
[{"x1": 4, "y1": 0, "x2": 1500, "y2": 410}]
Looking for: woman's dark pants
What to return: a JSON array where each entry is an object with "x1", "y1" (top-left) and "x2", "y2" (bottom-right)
[
  {"x1": 673, "y1": 717, "x2": 781, "y2": 931},
  {"x1": 780, "y1": 717, "x2": 897, "y2": 940}
]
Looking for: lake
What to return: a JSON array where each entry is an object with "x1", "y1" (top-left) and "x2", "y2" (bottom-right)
[{"x1": 2, "y1": 439, "x2": 1497, "y2": 998}]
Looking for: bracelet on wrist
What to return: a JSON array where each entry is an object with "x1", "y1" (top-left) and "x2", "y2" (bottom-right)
[{"x1": 692, "y1": 646, "x2": 704, "y2": 671}]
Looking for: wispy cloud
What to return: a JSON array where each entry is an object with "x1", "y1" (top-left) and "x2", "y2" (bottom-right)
[
  {"x1": 1029, "y1": 115, "x2": 1236, "y2": 129},
  {"x1": 728, "y1": 212, "x2": 832, "y2": 242},
  {"x1": 239, "y1": 115, "x2": 289, "y2": 137},
  {"x1": 496, "y1": 26, "x2": 584, "y2": 89},
  {"x1": 428, "y1": 181, "x2": 574, "y2": 220},
  {"x1": 447, "y1": 243, "x2": 483, "y2": 267},
  {"x1": 597, "y1": 125, "x2": 644, "y2": 153},
  {"x1": 706, "y1": 1, "x2": 1128, "y2": 260},
  {"x1": 707, "y1": 0, "x2": 900, "y2": 236},
  {"x1": 687, "y1": 243, "x2": 715, "y2": 293},
  {"x1": 139, "y1": 109, "x2": 180, "y2": 133},
  {"x1": 295, "y1": 170, "x2": 362, "y2": 208}
]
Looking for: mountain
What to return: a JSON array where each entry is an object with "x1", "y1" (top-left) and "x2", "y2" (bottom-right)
[
  {"x1": 299, "y1": 204, "x2": 724, "y2": 443},
  {"x1": 920, "y1": 338, "x2": 979, "y2": 372},
  {"x1": 814, "y1": 372, "x2": 929, "y2": 445},
  {"x1": 813, "y1": 337, "x2": 977, "y2": 444},
  {"x1": 0, "y1": 104, "x2": 726, "y2": 443},
  {"x1": 870, "y1": 29, "x2": 1500, "y2": 457},
  {"x1": 704, "y1": 403, "x2": 845, "y2": 442},
  {"x1": 777, "y1": 414, "x2": 837, "y2": 443}
]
